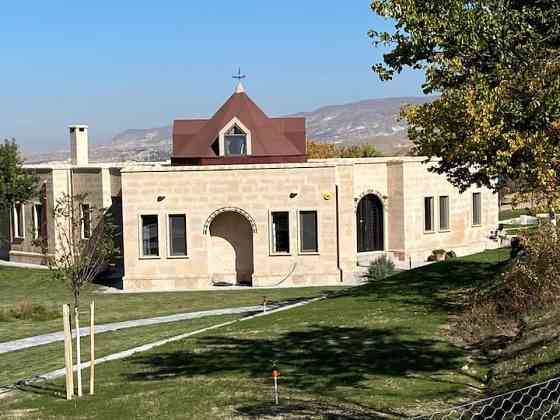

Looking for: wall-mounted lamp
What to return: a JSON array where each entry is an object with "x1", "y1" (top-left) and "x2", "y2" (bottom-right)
[
  {"x1": 157, "y1": 195, "x2": 166, "y2": 202},
  {"x1": 289, "y1": 192, "x2": 298, "y2": 199}
]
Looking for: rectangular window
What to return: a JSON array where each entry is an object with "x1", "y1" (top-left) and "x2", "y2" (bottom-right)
[
  {"x1": 473, "y1": 192, "x2": 482, "y2": 226},
  {"x1": 13, "y1": 203, "x2": 24, "y2": 239},
  {"x1": 81, "y1": 204, "x2": 91, "y2": 239},
  {"x1": 141, "y1": 215, "x2": 159, "y2": 257},
  {"x1": 224, "y1": 135, "x2": 247, "y2": 156},
  {"x1": 168, "y1": 214, "x2": 187, "y2": 257},
  {"x1": 299, "y1": 210, "x2": 318, "y2": 253},
  {"x1": 271, "y1": 211, "x2": 290, "y2": 254},
  {"x1": 424, "y1": 197, "x2": 434, "y2": 232},
  {"x1": 33, "y1": 204, "x2": 44, "y2": 239},
  {"x1": 439, "y1": 196, "x2": 450, "y2": 231}
]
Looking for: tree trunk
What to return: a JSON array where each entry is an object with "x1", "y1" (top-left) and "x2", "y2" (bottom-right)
[{"x1": 75, "y1": 306, "x2": 83, "y2": 397}]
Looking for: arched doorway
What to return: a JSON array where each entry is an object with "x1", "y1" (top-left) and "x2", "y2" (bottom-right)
[
  {"x1": 356, "y1": 194, "x2": 384, "y2": 252},
  {"x1": 208, "y1": 211, "x2": 254, "y2": 286}
]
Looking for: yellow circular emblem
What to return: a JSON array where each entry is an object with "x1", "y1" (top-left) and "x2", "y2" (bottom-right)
[{"x1": 323, "y1": 192, "x2": 333, "y2": 201}]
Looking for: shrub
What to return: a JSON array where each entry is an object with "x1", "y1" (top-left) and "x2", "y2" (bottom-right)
[
  {"x1": 428, "y1": 249, "x2": 447, "y2": 261},
  {"x1": 446, "y1": 250, "x2": 457, "y2": 259},
  {"x1": 504, "y1": 224, "x2": 560, "y2": 314},
  {"x1": 0, "y1": 300, "x2": 59, "y2": 322},
  {"x1": 459, "y1": 223, "x2": 560, "y2": 343},
  {"x1": 510, "y1": 236, "x2": 526, "y2": 259},
  {"x1": 366, "y1": 255, "x2": 396, "y2": 282}
]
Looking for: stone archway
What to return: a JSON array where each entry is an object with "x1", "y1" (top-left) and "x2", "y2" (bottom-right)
[{"x1": 208, "y1": 211, "x2": 254, "y2": 286}]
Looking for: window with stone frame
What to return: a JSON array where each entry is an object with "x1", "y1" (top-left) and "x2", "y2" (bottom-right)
[
  {"x1": 33, "y1": 203, "x2": 44, "y2": 239},
  {"x1": 168, "y1": 214, "x2": 187, "y2": 257},
  {"x1": 141, "y1": 214, "x2": 159, "y2": 257},
  {"x1": 472, "y1": 192, "x2": 482, "y2": 226},
  {"x1": 12, "y1": 203, "x2": 24, "y2": 239},
  {"x1": 439, "y1": 196, "x2": 450, "y2": 231},
  {"x1": 271, "y1": 211, "x2": 290, "y2": 254},
  {"x1": 81, "y1": 204, "x2": 91, "y2": 239},
  {"x1": 424, "y1": 197, "x2": 434, "y2": 232},
  {"x1": 299, "y1": 210, "x2": 318, "y2": 253}
]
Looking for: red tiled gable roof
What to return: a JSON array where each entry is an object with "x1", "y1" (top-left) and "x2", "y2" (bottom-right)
[{"x1": 172, "y1": 91, "x2": 306, "y2": 162}]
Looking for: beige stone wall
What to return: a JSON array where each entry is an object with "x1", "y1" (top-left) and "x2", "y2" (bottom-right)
[
  {"x1": 318, "y1": 157, "x2": 498, "y2": 265},
  {"x1": 386, "y1": 161, "x2": 406, "y2": 257},
  {"x1": 121, "y1": 164, "x2": 342, "y2": 290},
  {"x1": 71, "y1": 168, "x2": 104, "y2": 209},
  {"x1": 109, "y1": 168, "x2": 122, "y2": 197},
  {"x1": 8, "y1": 166, "x2": 123, "y2": 266},
  {"x1": 9, "y1": 170, "x2": 57, "y2": 265},
  {"x1": 334, "y1": 163, "x2": 357, "y2": 280},
  {"x1": 400, "y1": 161, "x2": 499, "y2": 261},
  {"x1": 120, "y1": 159, "x2": 500, "y2": 290}
]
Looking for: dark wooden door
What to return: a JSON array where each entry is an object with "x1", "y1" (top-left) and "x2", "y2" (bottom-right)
[{"x1": 357, "y1": 194, "x2": 384, "y2": 252}]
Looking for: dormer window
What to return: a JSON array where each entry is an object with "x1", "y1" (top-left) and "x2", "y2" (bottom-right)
[
  {"x1": 224, "y1": 125, "x2": 247, "y2": 156},
  {"x1": 218, "y1": 117, "x2": 252, "y2": 157}
]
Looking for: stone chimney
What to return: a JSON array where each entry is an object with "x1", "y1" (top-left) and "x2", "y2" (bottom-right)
[{"x1": 69, "y1": 125, "x2": 89, "y2": 165}]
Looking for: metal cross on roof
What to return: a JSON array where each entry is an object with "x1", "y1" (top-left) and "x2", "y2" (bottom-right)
[{"x1": 233, "y1": 67, "x2": 246, "y2": 81}]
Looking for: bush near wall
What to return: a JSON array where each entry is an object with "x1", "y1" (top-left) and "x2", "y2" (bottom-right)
[{"x1": 366, "y1": 255, "x2": 396, "y2": 282}]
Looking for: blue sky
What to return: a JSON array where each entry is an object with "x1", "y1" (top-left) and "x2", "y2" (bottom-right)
[{"x1": 1, "y1": 1, "x2": 424, "y2": 153}]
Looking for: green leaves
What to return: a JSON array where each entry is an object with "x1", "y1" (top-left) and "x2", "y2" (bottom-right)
[
  {"x1": 48, "y1": 193, "x2": 119, "y2": 309},
  {"x1": 370, "y1": 0, "x2": 560, "y2": 208},
  {"x1": 0, "y1": 139, "x2": 38, "y2": 210}
]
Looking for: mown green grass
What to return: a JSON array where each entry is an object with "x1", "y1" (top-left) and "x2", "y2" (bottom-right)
[
  {"x1": 0, "y1": 314, "x2": 240, "y2": 386},
  {"x1": 0, "y1": 266, "x2": 343, "y2": 341},
  {"x1": 0, "y1": 249, "x2": 511, "y2": 419}
]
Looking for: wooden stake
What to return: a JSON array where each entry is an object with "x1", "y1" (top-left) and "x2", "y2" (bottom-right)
[
  {"x1": 75, "y1": 306, "x2": 83, "y2": 397},
  {"x1": 62, "y1": 304, "x2": 74, "y2": 400},
  {"x1": 273, "y1": 375, "x2": 279, "y2": 405},
  {"x1": 90, "y1": 300, "x2": 95, "y2": 395}
]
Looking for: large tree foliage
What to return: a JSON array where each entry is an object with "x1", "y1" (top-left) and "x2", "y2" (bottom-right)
[
  {"x1": 0, "y1": 139, "x2": 37, "y2": 210},
  {"x1": 370, "y1": 0, "x2": 560, "y2": 209}
]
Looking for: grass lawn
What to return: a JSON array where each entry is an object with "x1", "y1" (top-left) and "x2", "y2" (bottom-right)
[
  {"x1": 0, "y1": 266, "x2": 343, "y2": 342},
  {"x1": 0, "y1": 314, "x2": 239, "y2": 386},
  {"x1": 0, "y1": 249, "x2": 512, "y2": 419}
]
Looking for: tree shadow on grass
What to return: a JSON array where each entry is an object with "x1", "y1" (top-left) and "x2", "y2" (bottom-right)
[
  {"x1": 125, "y1": 325, "x2": 465, "y2": 416},
  {"x1": 235, "y1": 398, "x2": 404, "y2": 419},
  {"x1": 14, "y1": 381, "x2": 66, "y2": 400}
]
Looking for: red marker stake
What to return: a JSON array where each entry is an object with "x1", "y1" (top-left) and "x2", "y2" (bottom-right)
[{"x1": 272, "y1": 369, "x2": 280, "y2": 404}]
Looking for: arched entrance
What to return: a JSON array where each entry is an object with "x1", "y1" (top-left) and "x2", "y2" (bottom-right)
[
  {"x1": 356, "y1": 194, "x2": 384, "y2": 252},
  {"x1": 208, "y1": 211, "x2": 254, "y2": 286}
]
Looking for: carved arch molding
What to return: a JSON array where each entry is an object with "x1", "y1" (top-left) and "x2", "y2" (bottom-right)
[
  {"x1": 354, "y1": 189, "x2": 387, "y2": 213},
  {"x1": 202, "y1": 207, "x2": 258, "y2": 235}
]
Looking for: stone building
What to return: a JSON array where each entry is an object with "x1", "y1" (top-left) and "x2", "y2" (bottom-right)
[{"x1": 1, "y1": 83, "x2": 500, "y2": 290}]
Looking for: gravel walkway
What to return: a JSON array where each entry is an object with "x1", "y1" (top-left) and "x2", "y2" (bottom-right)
[{"x1": 0, "y1": 303, "x2": 285, "y2": 354}]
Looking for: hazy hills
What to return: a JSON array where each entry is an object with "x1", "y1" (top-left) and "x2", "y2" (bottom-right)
[{"x1": 26, "y1": 96, "x2": 432, "y2": 163}]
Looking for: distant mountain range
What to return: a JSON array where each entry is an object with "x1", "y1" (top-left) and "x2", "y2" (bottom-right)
[{"x1": 25, "y1": 96, "x2": 433, "y2": 163}]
